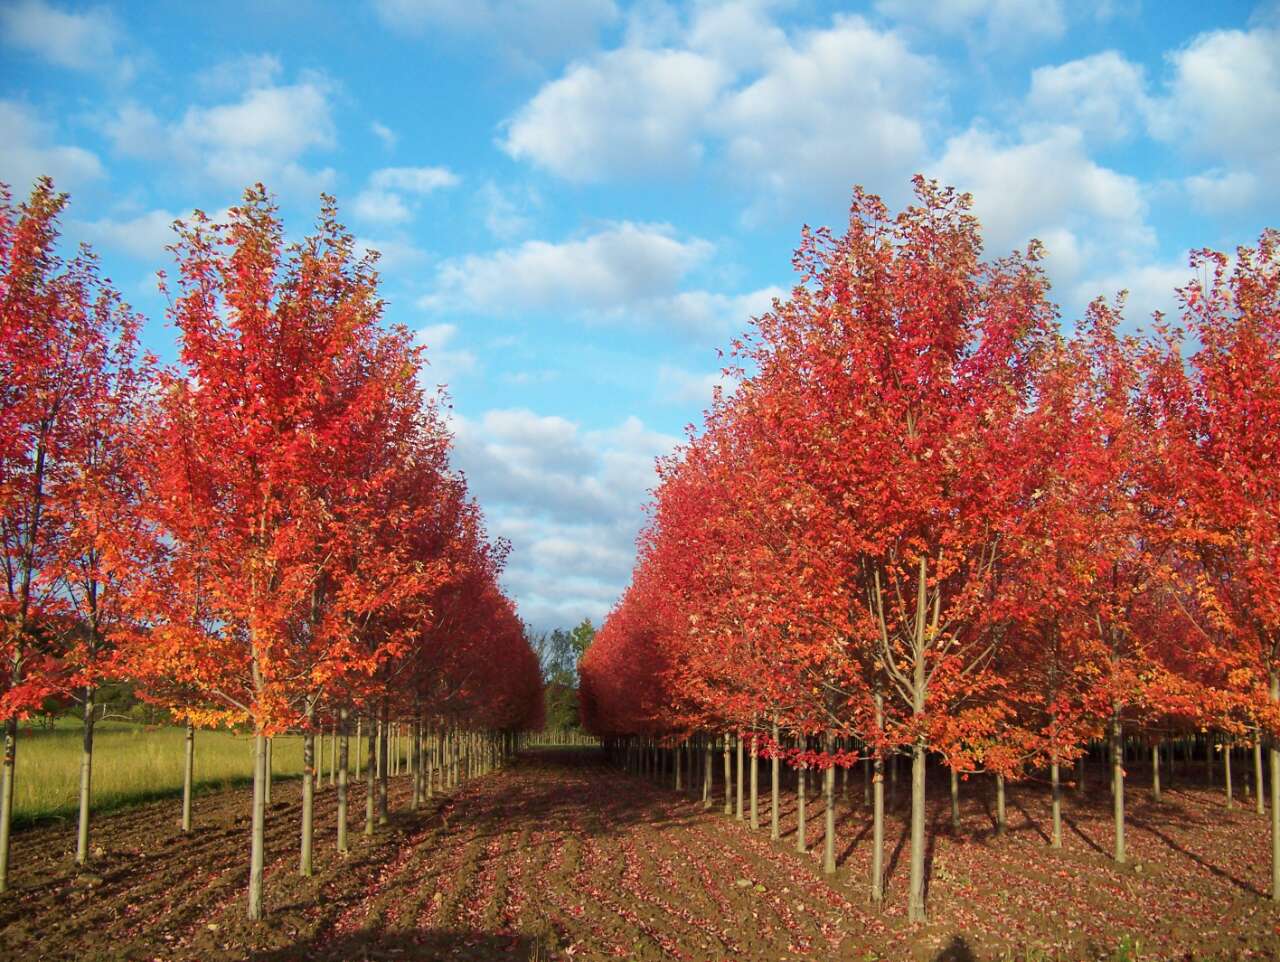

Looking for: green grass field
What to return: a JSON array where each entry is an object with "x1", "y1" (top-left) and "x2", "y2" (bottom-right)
[{"x1": 8, "y1": 719, "x2": 323, "y2": 827}]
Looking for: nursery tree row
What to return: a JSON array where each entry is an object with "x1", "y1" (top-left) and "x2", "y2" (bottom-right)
[
  {"x1": 0, "y1": 178, "x2": 545, "y2": 919},
  {"x1": 580, "y1": 178, "x2": 1279, "y2": 923}
]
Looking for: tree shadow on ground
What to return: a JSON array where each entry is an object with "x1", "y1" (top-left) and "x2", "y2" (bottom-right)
[
  {"x1": 249, "y1": 929, "x2": 545, "y2": 962},
  {"x1": 932, "y1": 934, "x2": 978, "y2": 962}
]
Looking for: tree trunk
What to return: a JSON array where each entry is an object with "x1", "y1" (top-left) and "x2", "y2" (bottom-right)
[
  {"x1": 411, "y1": 721, "x2": 422, "y2": 810},
  {"x1": 0, "y1": 716, "x2": 17, "y2": 893},
  {"x1": 703, "y1": 736, "x2": 712, "y2": 809},
  {"x1": 949, "y1": 768, "x2": 960, "y2": 834},
  {"x1": 1050, "y1": 759, "x2": 1062, "y2": 849},
  {"x1": 736, "y1": 733, "x2": 744, "y2": 820},
  {"x1": 750, "y1": 732, "x2": 759, "y2": 830},
  {"x1": 770, "y1": 721, "x2": 780, "y2": 840},
  {"x1": 76, "y1": 687, "x2": 96, "y2": 865},
  {"x1": 871, "y1": 692, "x2": 885, "y2": 905},
  {"x1": 1152, "y1": 741, "x2": 1161, "y2": 803},
  {"x1": 300, "y1": 708, "x2": 315, "y2": 877},
  {"x1": 264, "y1": 737, "x2": 273, "y2": 807},
  {"x1": 378, "y1": 709, "x2": 389, "y2": 825},
  {"x1": 722, "y1": 735, "x2": 731, "y2": 815},
  {"x1": 364, "y1": 715, "x2": 377, "y2": 836},
  {"x1": 182, "y1": 722, "x2": 195, "y2": 833},
  {"x1": 1271, "y1": 672, "x2": 1280, "y2": 901},
  {"x1": 908, "y1": 740, "x2": 926, "y2": 922},
  {"x1": 823, "y1": 734, "x2": 836, "y2": 874},
  {"x1": 1256, "y1": 738, "x2": 1266, "y2": 815},
  {"x1": 1225, "y1": 741, "x2": 1234, "y2": 809},
  {"x1": 337, "y1": 709, "x2": 349, "y2": 853},
  {"x1": 796, "y1": 756, "x2": 806, "y2": 854},
  {"x1": 995, "y1": 774, "x2": 1006, "y2": 835},
  {"x1": 1111, "y1": 715, "x2": 1126, "y2": 864},
  {"x1": 248, "y1": 732, "x2": 267, "y2": 920}
]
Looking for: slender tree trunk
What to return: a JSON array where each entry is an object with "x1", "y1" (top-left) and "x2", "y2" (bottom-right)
[
  {"x1": 1050, "y1": 758, "x2": 1062, "y2": 849},
  {"x1": 750, "y1": 732, "x2": 759, "y2": 830},
  {"x1": 364, "y1": 714, "x2": 377, "y2": 836},
  {"x1": 337, "y1": 709, "x2": 349, "y2": 853},
  {"x1": 770, "y1": 721, "x2": 780, "y2": 841},
  {"x1": 182, "y1": 722, "x2": 195, "y2": 833},
  {"x1": 736, "y1": 733, "x2": 744, "y2": 820},
  {"x1": 823, "y1": 733, "x2": 836, "y2": 874},
  {"x1": 76, "y1": 687, "x2": 96, "y2": 865},
  {"x1": 702, "y1": 736, "x2": 712, "y2": 809},
  {"x1": 949, "y1": 768, "x2": 960, "y2": 834},
  {"x1": 796, "y1": 756, "x2": 806, "y2": 854},
  {"x1": 995, "y1": 774, "x2": 1006, "y2": 835},
  {"x1": 908, "y1": 739, "x2": 927, "y2": 922},
  {"x1": 722, "y1": 735, "x2": 731, "y2": 815},
  {"x1": 248, "y1": 732, "x2": 267, "y2": 920},
  {"x1": 1225, "y1": 741, "x2": 1234, "y2": 809},
  {"x1": 1271, "y1": 672, "x2": 1280, "y2": 902},
  {"x1": 1112, "y1": 715, "x2": 1126, "y2": 864},
  {"x1": 264, "y1": 737, "x2": 273, "y2": 807},
  {"x1": 1077, "y1": 753, "x2": 1085, "y2": 795},
  {"x1": 1256, "y1": 738, "x2": 1266, "y2": 815},
  {"x1": 300, "y1": 706, "x2": 315, "y2": 877},
  {"x1": 411, "y1": 721, "x2": 422, "y2": 810},
  {"x1": 871, "y1": 694, "x2": 885, "y2": 905},
  {"x1": 863, "y1": 751, "x2": 871, "y2": 807},
  {"x1": 0, "y1": 716, "x2": 17, "y2": 893},
  {"x1": 1152, "y1": 741, "x2": 1161, "y2": 803},
  {"x1": 378, "y1": 708, "x2": 389, "y2": 825},
  {"x1": 355, "y1": 716, "x2": 363, "y2": 778}
]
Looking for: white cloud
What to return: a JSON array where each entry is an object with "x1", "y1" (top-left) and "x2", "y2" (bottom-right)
[
  {"x1": 629, "y1": 285, "x2": 783, "y2": 341},
  {"x1": 373, "y1": 0, "x2": 618, "y2": 65},
  {"x1": 478, "y1": 181, "x2": 540, "y2": 240},
  {"x1": 656, "y1": 363, "x2": 735, "y2": 406},
  {"x1": 1073, "y1": 258, "x2": 1191, "y2": 327},
  {"x1": 75, "y1": 208, "x2": 178, "y2": 261},
  {"x1": 370, "y1": 121, "x2": 398, "y2": 149},
  {"x1": 105, "y1": 73, "x2": 337, "y2": 195},
  {"x1": 1184, "y1": 169, "x2": 1259, "y2": 213},
  {"x1": 1147, "y1": 25, "x2": 1280, "y2": 206},
  {"x1": 0, "y1": 0, "x2": 133, "y2": 80},
  {"x1": 197, "y1": 53, "x2": 282, "y2": 94},
  {"x1": 501, "y1": 12, "x2": 936, "y2": 213},
  {"x1": 415, "y1": 322, "x2": 477, "y2": 390},
  {"x1": 354, "y1": 235, "x2": 430, "y2": 272},
  {"x1": 0, "y1": 100, "x2": 104, "y2": 192},
  {"x1": 502, "y1": 47, "x2": 727, "y2": 181},
  {"x1": 1025, "y1": 51, "x2": 1149, "y2": 144},
  {"x1": 715, "y1": 15, "x2": 936, "y2": 215},
  {"x1": 449, "y1": 407, "x2": 677, "y2": 630},
  {"x1": 930, "y1": 125, "x2": 1153, "y2": 293},
  {"x1": 874, "y1": 0, "x2": 1067, "y2": 48},
  {"x1": 422, "y1": 221, "x2": 712, "y2": 315},
  {"x1": 352, "y1": 166, "x2": 459, "y2": 225}
]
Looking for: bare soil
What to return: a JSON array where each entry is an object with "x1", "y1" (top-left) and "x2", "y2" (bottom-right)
[{"x1": 1, "y1": 749, "x2": 1276, "y2": 961}]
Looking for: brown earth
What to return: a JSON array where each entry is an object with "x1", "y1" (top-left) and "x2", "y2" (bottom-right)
[{"x1": 0, "y1": 748, "x2": 1277, "y2": 961}]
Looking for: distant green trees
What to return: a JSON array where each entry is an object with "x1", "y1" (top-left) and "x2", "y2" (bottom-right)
[{"x1": 534, "y1": 619, "x2": 595, "y2": 731}]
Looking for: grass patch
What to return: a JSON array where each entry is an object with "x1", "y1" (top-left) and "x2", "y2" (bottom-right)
[{"x1": 8, "y1": 720, "x2": 314, "y2": 828}]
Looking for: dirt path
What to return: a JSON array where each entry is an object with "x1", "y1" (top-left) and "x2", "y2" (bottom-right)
[{"x1": 1, "y1": 749, "x2": 1277, "y2": 961}]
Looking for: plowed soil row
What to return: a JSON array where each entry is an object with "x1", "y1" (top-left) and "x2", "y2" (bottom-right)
[{"x1": 1, "y1": 749, "x2": 1277, "y2": 961}]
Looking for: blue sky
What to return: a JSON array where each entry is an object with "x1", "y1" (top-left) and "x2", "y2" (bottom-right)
[{"x1": 2, "y1": 0, "x2": 1277, "y2": 632}]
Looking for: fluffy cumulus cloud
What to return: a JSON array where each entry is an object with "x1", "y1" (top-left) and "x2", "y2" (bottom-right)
[
  {"x1": 501, "y1": 10, "x2": 935, "y2": 209},
  {"x1": 1147, "y1": 25, "x2": 1280, "y2": 209},
  {"x1": 0, "y1": 100, "x2": 104, "y2": 192},
  {"x1": 74, "y1": 207, "x2": 179, "y2": 261},
  {"x1": 930, "y1": 125, "x2": 1153, "y2": 296},
  {"x1": 416, "y1": 322, "x2": 478, "y2": 391},
  {"x1": 421, "y1": 221, "x2": 777, "y2": 341},
  {"x1": 0, "y1": 0, "x2": 134, "y2": 80},
  {"x1": 1024, "y1": 51, "x2": 1149, "y2": 144},
  {"x1": 503, "y1": 48, "x2": 727, "y2": 181},
  {"x1": 373, "y1": 0, "x2": 619, "y2": 65},
  {"x1": 104, "y1": 70, "x2": 338, "y2": 195},
  {"x1": 874, "y1": 0, "x2": 1068, "y2": 48},
  {"x1": 448, "y1": 408, "x2": 678, "y2": 630},
  {"x1": 423, "y1": 221, "x2": 710, "y2": 314},
  {"x1": 352, "y1": 165, "x2": 460, "y2": 225}
]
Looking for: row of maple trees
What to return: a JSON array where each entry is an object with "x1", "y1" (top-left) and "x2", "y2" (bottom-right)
[
  {"x1": 580, "y1": 178, "x2": 1279, "y2": 923},
  {"x1": 0, "y1": 178, "x2": 544, "y2": 919}
]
